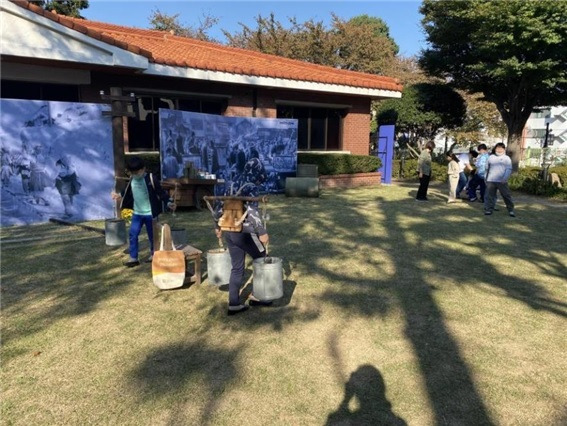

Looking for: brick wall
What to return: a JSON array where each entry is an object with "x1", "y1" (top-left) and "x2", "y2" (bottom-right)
[
  {"x1": 319, "y1": 172, "x2": 382, "y2": 188},
  {"x1": 342, "y1": 99, "x2": 371, "y2": 155}
]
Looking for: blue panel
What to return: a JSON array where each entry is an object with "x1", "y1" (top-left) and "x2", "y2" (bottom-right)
[
  {"x1": 377, "y1": 125, "x2": 395, "y2": 184},
  {"x1": 0, "y1": 99, "x2": 114, "y2": 226},
  {"x1": 159, "y1": 109, "x2": 298, "y2": 194}
]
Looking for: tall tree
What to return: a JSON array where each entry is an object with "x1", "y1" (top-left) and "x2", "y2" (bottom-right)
[
  {"x1": 148, "y1": 9, "x2": 219, "y2": 42},
  {"x1": 224, "y1": 13, "x2": 398, "y2": 75},
  {"x1": 31, "y1": 0, "x2": 89, "y2": 18},
  {"x1": 376, "y1": 83, "x2": 466, "y2": 149},
  {"x1": 419, "y1": 0, "x2": 567, "y2": 170}
]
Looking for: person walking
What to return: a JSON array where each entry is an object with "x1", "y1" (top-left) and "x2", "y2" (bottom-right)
[
  {"x1": 213, "y1": 178, "x2": 272, "y2": 315},
  {"x1": 416, "y1": 141, "x2": 435, "y2": 201},
  {"x1": 484, "y1": 143, "x2": 515, "y2": 217},
  {"x1": 468, "y1": 143, "x2": 489, "y2": 202},
  {"x1": 111, "y1": 156, "x2": 176, "y2": 267}
]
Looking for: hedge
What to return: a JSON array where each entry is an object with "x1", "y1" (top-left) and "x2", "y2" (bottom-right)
[
  {"x1": 298, "y1": 153, "x2": 381, "y2": 175},
  {"x1": 393, "y1": 159, "x2": 447, "y2": 182},
  {"x1": 508, "y1": 166, "x2": 567, "y2": 201}
]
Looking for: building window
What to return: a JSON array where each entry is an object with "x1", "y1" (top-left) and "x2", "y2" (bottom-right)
[
  {"x1": 127, "y1": 95, "x2": 224, "y2": 151},
  {"x1": 1, "y1": 80, "x2": 80, "y2": 102},
  {"x1": 276, "y1": 105, "x2": 344, "y2": 151}
]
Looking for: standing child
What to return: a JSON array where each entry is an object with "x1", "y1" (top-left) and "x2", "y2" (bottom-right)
[
  {"x1": 446, "y1": 152, "x2": 460, "y2": 203},
  {"x1": 111, "y1": 156, "x2": 176, "y2": 267},
  {"x1": 484, "y1": 143, "x2": 515, "y2": 217}
]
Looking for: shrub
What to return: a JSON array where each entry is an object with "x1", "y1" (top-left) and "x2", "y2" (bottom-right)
[
  {"x1": 298, "y1": 153, "x2": 381, "y2": 175},
  {"x1": 508, "y1": 167, "x2": 567, "y2": 201},
  {"x1": 393, "y1": 158, "x2": 447, "y2": 182}
]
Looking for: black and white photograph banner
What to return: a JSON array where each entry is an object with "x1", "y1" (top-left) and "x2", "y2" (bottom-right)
[
  {"x1": 159, "y1": 109, "x2": 298, "y2": 194},
  {"x1": 1, "y1": 99, "x2": 115, "y2": 227}
]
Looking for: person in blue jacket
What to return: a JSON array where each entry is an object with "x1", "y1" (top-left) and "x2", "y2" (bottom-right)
[{"x1": 112, "y1": 156, "x2": 176, "y2": 267}]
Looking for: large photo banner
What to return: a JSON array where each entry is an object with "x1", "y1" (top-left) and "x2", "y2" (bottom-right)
[
  {"x1": 1, "y1": 99, "x2": 115, "y2": 227},
  {"x1": 159, "y1": 109, "x2": 297, "y2": 194}
]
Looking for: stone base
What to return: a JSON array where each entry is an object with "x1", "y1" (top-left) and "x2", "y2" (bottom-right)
[{"x1": 319, "y1": 172, "x2": 382, "y2": 189}]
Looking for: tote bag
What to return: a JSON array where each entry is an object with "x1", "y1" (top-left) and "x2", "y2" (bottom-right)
[{"x1": 152, "y1": 224, "x2": 186, "y2": 289}]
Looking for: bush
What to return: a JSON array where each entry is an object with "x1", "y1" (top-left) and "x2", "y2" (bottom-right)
[
  {"x1": 393, "y1": 158, "x2": 447, "y2": 182},
  {"x1": 508, "y1": 167, "x2": 567, "y2": 201},
  {"x1": 298, "y1": 153, "x2": 381, "y2": 175}
]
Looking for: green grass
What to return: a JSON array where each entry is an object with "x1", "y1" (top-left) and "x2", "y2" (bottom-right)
[{"x1": 2, "y1": 183, "x2": 566, "y2": 425}]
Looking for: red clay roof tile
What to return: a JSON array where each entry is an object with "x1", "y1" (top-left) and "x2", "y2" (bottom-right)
[{"x1": 15, "y1": 1, "x2": 402, "y2": 92}]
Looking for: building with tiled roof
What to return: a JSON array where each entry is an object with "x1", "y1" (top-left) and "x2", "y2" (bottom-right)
[{"x1": 1, "y1": 0, "x2": 402, "y2": 154}]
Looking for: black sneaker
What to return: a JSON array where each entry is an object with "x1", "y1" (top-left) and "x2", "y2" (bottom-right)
[
  {"x1": 227, "y1": 304, "x2": 249, "y2": 316},
  {"x1": 469, "y1": 197, "x2": 477, "y2": 202},
  {"x1": 509, "y1": 211, "x2": 516, "y2": 217},
  {"x1": 484, "y1": 210, "x2": 492, "y2": 215},
  {"x1": 123, "y1": 259, "x2": 140, "y2": 267},
  {"x1": 249, "y1": 299, "x2": 273, "y2": 307}
]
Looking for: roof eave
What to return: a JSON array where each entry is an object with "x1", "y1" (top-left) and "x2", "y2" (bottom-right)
[{"x1": 145, "y1": 63, "x2": 402, "y2": 99}]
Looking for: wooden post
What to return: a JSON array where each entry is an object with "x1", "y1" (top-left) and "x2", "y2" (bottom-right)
[{"x1": 111, "y1": 87, "x2": 126, "y2": 219}]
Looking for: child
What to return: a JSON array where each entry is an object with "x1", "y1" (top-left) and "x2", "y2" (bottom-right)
[
  {"x1": 446, "y1": 152, "x2": 460, "y2": 203},
  {"x1": 484, "y1": 143, "x2": 515, "y2": 217},
  {"x1": 111, "y1": 156, "x2": 176, "y2": 267}
]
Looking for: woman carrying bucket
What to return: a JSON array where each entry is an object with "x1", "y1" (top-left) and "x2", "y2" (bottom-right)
[{"x1": 212, "y1": 178, "x2": 272, "y2": 316}]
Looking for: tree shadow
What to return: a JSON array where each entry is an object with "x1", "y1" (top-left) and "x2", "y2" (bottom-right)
[{"x1": 129, "y1": 338, "x2": 241, "y2": 426}]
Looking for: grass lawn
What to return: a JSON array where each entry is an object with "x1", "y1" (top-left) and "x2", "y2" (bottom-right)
[{"x1": 2, "y1": 183, "x2": 566, "y2": 425}]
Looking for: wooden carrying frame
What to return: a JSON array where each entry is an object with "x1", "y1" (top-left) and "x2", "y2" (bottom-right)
[{"x1": 204, "y1": 195, "x2": 268, "y2": 233}]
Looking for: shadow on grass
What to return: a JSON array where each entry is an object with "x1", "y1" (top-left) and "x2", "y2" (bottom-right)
[
  {"x1": 130, "y1": 339, "x2": 241, "y2": 425},
  {"x1": 326, "y1": 364, "x2": 407, "y2": 426},
  {"x1": 3, "y1": 185, "x2": 566, "y2": 423}
]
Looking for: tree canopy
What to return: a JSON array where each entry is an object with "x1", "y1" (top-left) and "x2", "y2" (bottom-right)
[
  {"x1": 148, "y1": 9, "x2": 219, "y2": 42},
  {"x1": 224, "y1": 13, "x2": 399, "y2": 75},
  {"x1": 31, "y1": 0, "x2": 89, "y2": 18},
  {"x1": 419, "y1": 0, "x2": 567, "y2": 170},
  {"x1": 376, "y1": 83, "x2": 466, "y2": 149}
]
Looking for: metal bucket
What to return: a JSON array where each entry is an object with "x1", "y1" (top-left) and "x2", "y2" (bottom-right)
[
  {"x1": 206, "y1": 248, "x2": 232, "y2": 286},
  {"x1": 105, "y1": 219, "x2": 127, "y2": 246},
  {"x1": 252, "y1": 257, "x2": 283, "y2": 301},
  {"x1": 170, "y1": 228, "x2": 188, "y2": 247}
]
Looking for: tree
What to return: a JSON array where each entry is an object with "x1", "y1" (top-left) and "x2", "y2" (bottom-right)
[
  {"x1": 376, "y1": 83, "x2": 466, "y2": 149},
  {"x1": 31, "y1": 0, "x2": 89, "y2": 18},
  {"x1": 148, "y1": 9, "x2": 219, "y2": 42},
  {"x1": 446, "y1": 92, "x2": 507, "y2": 146},
  {"x1": 224, "y1": 13, "x2": 399, "y2": 75},
  {"x1": 419, "y1": 0, "x2": 567, "y2": 170}
]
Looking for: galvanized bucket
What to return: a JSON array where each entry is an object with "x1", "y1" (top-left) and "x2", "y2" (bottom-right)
[
  {"x1": 206, "y1": 248, "x2": 232, "y2": 286},
  {"x1": 105, "y1": 219, "x2": 127, "y2": 246},
  {"x1": 252, "y1": 257, "x2": 283, "y2": 301}
]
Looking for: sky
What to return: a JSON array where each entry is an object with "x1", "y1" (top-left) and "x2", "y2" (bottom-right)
[{"x1": 83, "y1": 0, "x2": 426, "y2": 57}]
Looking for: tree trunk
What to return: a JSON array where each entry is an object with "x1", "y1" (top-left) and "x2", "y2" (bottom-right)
[{"x1": 506, "y1": 117, "x2": 529, "y2": 172}]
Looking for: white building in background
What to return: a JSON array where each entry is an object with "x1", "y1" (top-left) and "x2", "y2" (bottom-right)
[{"x1": 522, "y1": 106, "x2": 567, "y2": 166}]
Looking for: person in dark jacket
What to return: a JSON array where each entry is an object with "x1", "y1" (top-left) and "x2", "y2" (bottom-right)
[
  {"x1": 214, "y1": 175, "x2": 271, "y2": 316},
  {"x1": 111, "y1": 156, "x2": 176, "y2": 267}
]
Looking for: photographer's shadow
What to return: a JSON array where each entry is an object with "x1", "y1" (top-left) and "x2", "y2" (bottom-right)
[{"x1": 326, "y1": 364, "x2": 406, "y2": 426}]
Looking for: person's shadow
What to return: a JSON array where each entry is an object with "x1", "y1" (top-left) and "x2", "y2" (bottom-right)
[{"x1": 326, "y1": 364, "x2": 407, "y2": 426}]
